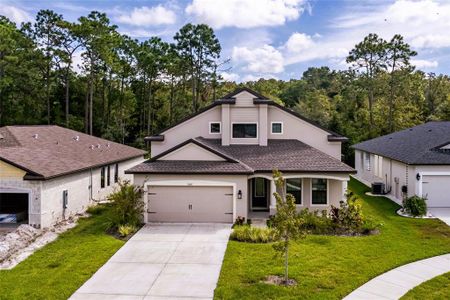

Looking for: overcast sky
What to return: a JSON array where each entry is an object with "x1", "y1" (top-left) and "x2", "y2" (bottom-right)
[{"x1": 1, "y1": 0, "x2": 450, "y2": 82}]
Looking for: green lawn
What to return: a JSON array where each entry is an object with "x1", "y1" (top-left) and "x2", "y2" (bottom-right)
[
  {"x1": 0, "y1": 207, "x2": 124, "y2": 300},
  {"x1": 402, "y1": 271, "x2": 450, "y2": 300},
  {"x1": 215, "y1": 177, "x2": 450, "y2": 299}
]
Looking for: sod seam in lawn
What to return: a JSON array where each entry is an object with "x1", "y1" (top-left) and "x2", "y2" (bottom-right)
[
  {"x1": 214, "y1": 177, "x2": 450, "y2": 300},
  {"x1": 0, "y1": 207, "x2": 124, "y2": 300}
]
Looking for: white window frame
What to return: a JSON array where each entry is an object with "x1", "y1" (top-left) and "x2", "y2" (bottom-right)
[
  {"x1": 231, "y1": 122, "x2": 258, "y2": 139},
  {"x1": 310, "y1": 178, "x2": 329, "y2": 206},
  {"x1": 209, "y1": 121, "x2": 221, "y2": 134},
  {"x1": 271, "y1": 121, "x2": 283, "y2": 134},
  {"x1": 286, "y1": 178, "x2": 303, "y2": 206}
]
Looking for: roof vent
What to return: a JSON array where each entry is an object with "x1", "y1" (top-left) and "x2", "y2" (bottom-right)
[
  {"x1": 106, "y1": 143, "x2": 110, "y2": 148},
  {"x1": 73, "y1": 135, "x2": 80, "y2": 141},
  {"x1": 90, "y1": 145, "x2": 94, "y2": 149},
  {"x1": 96, "y1": 144, "x2": 101, "y2": 148},
  {"x1": 33, "y1": 133, "x2": 38, "y2": 139},
  {"x1": 0, "y1": 133, "x2": 4, "y2": 139}
]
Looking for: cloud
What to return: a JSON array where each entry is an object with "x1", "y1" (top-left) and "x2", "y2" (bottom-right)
[
  {"x1": 411, "y1": 59, "x2": 438, "y2": 69},
  {"x1": 284, "y1": 32, "x2": 314, "y2": 52},
  {"x1": 232, "y1": 45, "x2": 284, "y2": 73},
  {"x1": 0, "y1": 5, "x2": 32, "y2": 24},
  {"x1": 186, "y1": 0, "x2": 306, "y2": 29},
  {"x1": 242, "y1": 74, "x2": 278, "y2": 82},
  {"x1": 117, "y1": 5, "x2": 176, "y2": 26},
  {"x1": 220, "y1": 72, "x2": 240, "y2": 82}
]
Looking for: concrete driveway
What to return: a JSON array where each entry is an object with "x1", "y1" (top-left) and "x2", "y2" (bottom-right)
[
  {"x1": 70, "y1": 223, "x2": 231, "y2": 300},
  {"x1": 428, "y1": 208, "x2": 450, "y2": 226}
]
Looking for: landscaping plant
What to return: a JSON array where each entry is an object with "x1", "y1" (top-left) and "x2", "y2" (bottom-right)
[
  {"x1": 118, "y1": 224, "x2": 138, "y2": 237},
  {"x1": 107, "y1": 180, "x2": 144, "y2": 230},
  {"x1": 270, "y1": 170, "x2": 305, "y2": 285},
  {"x1": 403, "y1": 195, "x2": 427, "y2": 217},
  {"x1": 230, "y1": 225, "x2": 276, "y2": 243}
]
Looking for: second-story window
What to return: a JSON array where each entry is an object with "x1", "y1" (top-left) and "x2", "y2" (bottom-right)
[
  {"x1": 209, "y1": 122, "x2": 221, "y2": 134},
  {"x1": 232, "y1": 123, "x2": 257, "y2": 138},
  {"x1": 271, "y1": 122, "x2": 283, "y2": 134}
]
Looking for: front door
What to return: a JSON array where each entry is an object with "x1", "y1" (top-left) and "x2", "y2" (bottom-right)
[{"x1": 251, "y1": 178, "x2": 269, "y2": 211}]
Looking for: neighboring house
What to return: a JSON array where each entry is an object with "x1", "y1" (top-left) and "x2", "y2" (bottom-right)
[
  {"x1": 0, "y1": 125, "x2": 146, "y2": 228},
  {"x1": 353, "y1": 121, "x2": 450, "y2": 208},
  {"x1": 126, "y1": 88, "x2": 355, "y2": 223}
]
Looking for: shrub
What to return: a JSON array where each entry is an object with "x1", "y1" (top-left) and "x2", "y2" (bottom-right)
[
  {"x1": 118, "y1": 224, "x2": 138, "y2": 237},
  {"x1": 330, "y1": 194, "x2": 364, "y2": 233},
  {"x1": 360, "y1": 218, "x2": 382, "y2": 234},
  {"x1": 403, "y1": 196, "x2": 427, "y2": 217},
  {"x1": 107, "y1": 180, "x2": 144, "y2": 229},
  {"x1": 298, "y1": 209, "x2": 332, "y2": 234},
  {"x1": 233, "y1": 216, "x2": 246, "y2": 228},
  {"x1": 230, "y1": 225, "x2": 276, "y2": 243},
  {"x1": 86, "y1": 205, "x2": 106, "y2": 215}
]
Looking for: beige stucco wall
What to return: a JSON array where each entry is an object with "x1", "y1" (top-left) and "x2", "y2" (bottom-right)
[
  {"x1": 152, "y1": 106, "x2": 222, "y2": 156},
  {"x1": 151, "y1": 91, "x2": 343, "y2": 159},
  {"x1": 267, "y1": 107, "x2": 341, "y2": 159}
]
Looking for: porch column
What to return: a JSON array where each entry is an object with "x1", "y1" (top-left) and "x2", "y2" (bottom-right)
[
  {"x1": 270, "y1": 179, "x2": 276, "y2": 213},
  {"x1": 342, "y1": 180, "x2": 348, "y2": 201}
]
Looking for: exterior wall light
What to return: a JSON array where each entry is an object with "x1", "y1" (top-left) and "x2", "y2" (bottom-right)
[
  {"x1": 237, "y1": 190, "x2": 242, "y2": 199},
  {"x1": 416, "y1": 173, "x2": 421, "y2": 181}
]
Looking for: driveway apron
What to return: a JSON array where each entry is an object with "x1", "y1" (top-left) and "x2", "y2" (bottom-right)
[{"x1": 70, "y1": 223, "x2": 231, "y2": 300}]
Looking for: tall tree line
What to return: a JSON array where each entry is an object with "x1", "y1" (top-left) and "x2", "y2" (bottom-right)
[
  {"x1": 1, "y1": 10, "x2": 450, "y2": 164},
  {"x1": 0, "y1": 10, "x2": 222, "y2": 147}
]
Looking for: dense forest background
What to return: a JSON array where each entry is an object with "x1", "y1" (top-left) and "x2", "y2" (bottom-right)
[{"x1": 1, "y1": 10, "x2": 450, "y2": 164}]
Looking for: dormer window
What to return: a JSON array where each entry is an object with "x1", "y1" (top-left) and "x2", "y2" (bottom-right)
[
  {"x1": 232, "y1": 123, "x2": 257, "y2": 138},
  {"x1": 271, "y1": 122, "x2": 283, "y2": 134},
  {"x1": 209, "y1": 122, "x2": 221, "y2": 134}
]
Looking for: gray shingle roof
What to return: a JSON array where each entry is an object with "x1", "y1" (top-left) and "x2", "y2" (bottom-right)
[
  {"x1": 0, "y1": 125, "x2": 146, "y2": 179},
  {"x1": 352, "y1": 121, "x2": 450, "y2": 165},
  {"x1": 127, "y1": 137, "x2": 355, "y2": 174}
]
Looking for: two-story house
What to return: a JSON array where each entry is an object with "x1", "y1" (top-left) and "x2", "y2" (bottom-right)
[{"x1": 127, "y1": 88, "x2": 355, "y2": 223}]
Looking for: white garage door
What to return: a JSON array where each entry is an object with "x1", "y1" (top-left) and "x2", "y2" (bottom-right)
[
  {"x1": 147, "y1": 185, "x2": 233, "y2": 223},
  {"x1": 422, "y1": 175, "x2": 450, "y2": 207}
]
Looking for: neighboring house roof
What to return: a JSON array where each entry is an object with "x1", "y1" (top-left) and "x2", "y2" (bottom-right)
[
  {"x1": 145, "y1": 88, "x2": 348, "y2": 142},
  {"x1": 352, "y1": 121, "x2": 450, "y2": 165},
  {"x1": 0, "y1": 125, "x2": 146, "y2": 180},
  {"x1": 127, "y1": 137, "x2": 355, "y2": 175}
]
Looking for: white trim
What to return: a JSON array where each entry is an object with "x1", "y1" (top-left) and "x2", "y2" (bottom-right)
[
  {"x1": 270, "y1": 121, "x2": 283, "y2": 134},
  {"x1": 209, "y1": 121, "x2": 221, "y2": 134},
  {"x1": 310, "y1": 178, "x2": 329, "y2": 206},
  {"x1": 143, "y1": 179, "x2": 237, "y2": 222},
  {"x1": 231, "y1": 122, "x2": 258, "y2": 139}
]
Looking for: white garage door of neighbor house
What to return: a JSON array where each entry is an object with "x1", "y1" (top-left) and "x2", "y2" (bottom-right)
[
  {"x1": 147, "y1": 185, "x2": 233, "y2": 223},
  {"x1": 422, "y1": 175, "x2": 450, "y2": 207}
]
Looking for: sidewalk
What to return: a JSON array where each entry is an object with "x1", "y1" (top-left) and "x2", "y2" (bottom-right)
[{"x1": 344, "y1": 254, "x2": 450, "y2": 299}]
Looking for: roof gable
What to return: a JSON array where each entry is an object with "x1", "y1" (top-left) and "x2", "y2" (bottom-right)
[
  {"x1": 146, "y1": 87, "x2": 347, "y2": 141},
  {"x1": 158, "y1": 142, "x2": 226, "y2": 161}
]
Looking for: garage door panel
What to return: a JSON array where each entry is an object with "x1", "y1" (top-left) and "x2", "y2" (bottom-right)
[
  {"x1": 422, "y1": 175, "x2": 450, "y2": 207},
  {"x1": 147, "y1": 185, "x2": 233, "y2": 223}
]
